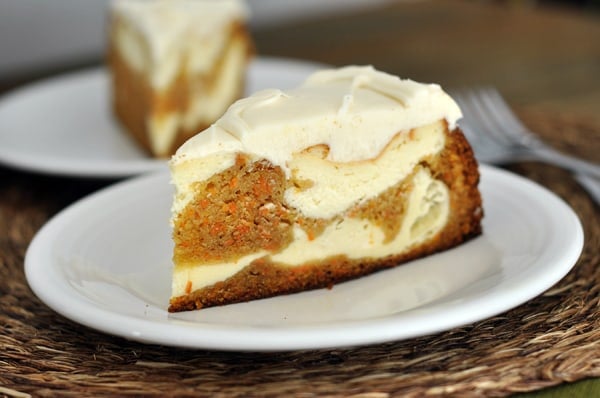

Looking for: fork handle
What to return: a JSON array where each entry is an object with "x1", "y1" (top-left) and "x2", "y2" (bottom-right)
[
  {"x1": 575, "y1": 174, "x2": 600, "y2": 205},
  {"x1": 532, "y1": 146, "x2": 600, "y2": 179}
]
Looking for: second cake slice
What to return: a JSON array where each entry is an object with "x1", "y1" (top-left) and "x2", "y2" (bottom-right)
[{"x1": 109, "y1": 0, "x2": 253, "y2": 157}]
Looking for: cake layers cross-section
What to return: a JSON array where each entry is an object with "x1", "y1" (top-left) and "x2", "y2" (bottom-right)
[
  {"x1": 108, "y1": 0, "x2": 253, "y2": 158},
  {"x1": 168, "y1": 66, "x2": 483, "y2": 312}
]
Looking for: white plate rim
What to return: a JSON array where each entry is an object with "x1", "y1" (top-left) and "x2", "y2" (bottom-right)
[
  {"x1": 24, "y1": 165, "x2": 584, "y2": 351},
  {"x1": 0, "y1": 56, "x2": 325, "y2": 178}
]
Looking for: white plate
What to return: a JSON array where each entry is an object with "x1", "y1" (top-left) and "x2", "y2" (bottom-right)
[
  {"x1": 25, "y1": 165, "x2": 583, "y2": 351},
  {"x1": 0, "y1": 57, "x2": 324, "y2": 177}
]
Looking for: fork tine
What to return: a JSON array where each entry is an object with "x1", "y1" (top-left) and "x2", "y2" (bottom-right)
[
  {"x1": 453, "y1": 86, "x2": 600, "y2": 181},
  {"x1": 456, "y1": 89, "x2": 513, "y2": 148},
  {"x1": 453, "y1": 93, "x2": 481, "y2": 141},
  {"x1": 479, "y1": 88, "x2": 539, "y2": 146},
  {"x1": 467, "y1": 89, "x2": 516, "y2": 147},
  {"x1": 481, "y1": 88, "x2": 527, "y2": 131},
  {"x1": 453, "y1": 91, "x2": 513, "y2": 163},
  {"x1": 453, "y1": 92, "x2": 494, "y2": 147}
]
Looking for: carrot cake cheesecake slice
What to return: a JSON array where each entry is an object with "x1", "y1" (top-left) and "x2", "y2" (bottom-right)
[
  {"x1": 168, "y1": 65, "x2": 483, "y2": 312},
  {"x1": 108, "y1": 0, "x2": 253, "y2": 157}
]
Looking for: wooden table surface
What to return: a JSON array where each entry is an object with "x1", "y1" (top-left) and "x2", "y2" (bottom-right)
[{"x1": 0, "y1": 1, "x2": 598, "y2": 397}]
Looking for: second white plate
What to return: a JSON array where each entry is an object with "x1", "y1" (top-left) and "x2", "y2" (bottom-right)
[
  {"x1": 25, "y1": 165, "x2": 584, "y2": 351},
  {"x1": 0, "y1": 56, "x2": 324, "y2": 177}
]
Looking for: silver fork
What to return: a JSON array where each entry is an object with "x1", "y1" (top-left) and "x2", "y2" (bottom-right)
[{"x1": 452, "y1": 87, "x2": 600, "y2": 203}]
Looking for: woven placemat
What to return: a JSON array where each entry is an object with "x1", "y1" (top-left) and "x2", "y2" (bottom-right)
[{"x1": 0, "y1": 110, "x2": 598, "y2": 397}]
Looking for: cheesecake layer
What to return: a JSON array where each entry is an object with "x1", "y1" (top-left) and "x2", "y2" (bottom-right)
[
  {"x1": 168, "y1": 122, "x2": 482, "y2": 311},
  {"x1": 171, "y1": 165, "x2": 448, "y2": 297}
]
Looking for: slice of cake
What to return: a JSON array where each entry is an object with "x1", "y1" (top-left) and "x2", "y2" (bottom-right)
[
  {"x1": 168, "y1": 65, "x2": 483, "y2": 312},
  {"x1": 108, "y1": 0, "x2": 253, "y2": 158}
]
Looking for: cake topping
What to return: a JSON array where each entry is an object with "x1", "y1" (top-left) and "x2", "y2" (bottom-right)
[{"x1": 172, "y1": 66, "x2": 462, "y2": 169}]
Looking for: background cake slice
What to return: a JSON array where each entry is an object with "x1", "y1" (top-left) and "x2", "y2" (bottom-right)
[
  {"x1": 108, "y1": 0, "x2": 253, "y2": 158},
  {"x1": 168, "y1": 65, "x2": 483, "y2": 312}
]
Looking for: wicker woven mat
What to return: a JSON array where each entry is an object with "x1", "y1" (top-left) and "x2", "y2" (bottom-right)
[{"x1": 0, "y1": 110, "x2": 598, "y2": 397}]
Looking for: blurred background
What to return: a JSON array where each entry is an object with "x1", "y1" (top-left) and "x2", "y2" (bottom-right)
[
  {"x1": 0, "y1": 0, "x2": 598, "y2": 126},
  {"x1": 0, "y1": 0, "x2": 395, "y2": 80},
  {"x1": 0, "y1": 0, "x2": 597, "y2": 81}
]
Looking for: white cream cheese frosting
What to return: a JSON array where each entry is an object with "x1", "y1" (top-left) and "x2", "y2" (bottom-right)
[
  {"x1": 171, "y1": 66, "x2": 462, "y2": 216},
  {"x1": 172, "y1": 66, "x2": 461, "y2": 166},
  {"x1": 111, "y1": 0, "x2": 248, "y2": 88}
]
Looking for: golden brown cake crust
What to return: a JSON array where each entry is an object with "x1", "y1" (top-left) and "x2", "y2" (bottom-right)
[{"x1": 168, "y1": 126, "x2": 483, "y2": 312}]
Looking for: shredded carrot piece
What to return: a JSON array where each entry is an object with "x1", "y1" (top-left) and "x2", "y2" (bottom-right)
[
  {"x1": 235, "y1": 224, "x2": 250, "y2": 235},
  {"x1": 210, "y1": 223, "x2": 225, "y2": 236},
  {"x1": 185, "y1": 280, "x2": 192, "y2": 294},
  {"x1": 235, "y1": 154, "x2": 246, "y2": 168},
  {"x1": 254, "y1": 175, "x2": 272, "y2": 195},
  {"x1": 228, "y1": 202, "x2": 237, "y2": 214}
]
